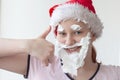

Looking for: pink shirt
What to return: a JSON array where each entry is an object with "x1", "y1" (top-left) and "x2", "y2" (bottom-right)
[{"x1": 27, "y1": 56, "x2": 120, "y2": 80}]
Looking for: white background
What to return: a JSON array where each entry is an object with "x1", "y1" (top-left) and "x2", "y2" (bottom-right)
[{"x1": 0, "y1": 0, "x2": 120, "y2": 80}]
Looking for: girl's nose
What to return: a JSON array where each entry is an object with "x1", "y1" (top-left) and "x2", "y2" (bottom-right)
[{"x1": 65, "y1": 35, "x2": 75, "y2": 46}]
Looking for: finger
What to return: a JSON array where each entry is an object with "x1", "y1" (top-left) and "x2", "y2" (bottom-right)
[
  {"x1": 48, "y1": 56, "x2": 55, "y2": 63},
  {"x1": 44, "y1": 59, "x2": 49, "y2": 66},
  {"x1": 41, "y1": 58, "x2": 49, "y2": 66},
  {"x1": 47, "y1": 47, "x2": 54, "y2": 63},
  {"x1": 40, "y1": 26, "x2": 51, "y2": 39}
]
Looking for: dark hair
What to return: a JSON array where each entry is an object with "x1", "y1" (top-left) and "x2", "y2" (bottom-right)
[{"x1": 92, "y1": 46, "x2": 97, "y2": 63}]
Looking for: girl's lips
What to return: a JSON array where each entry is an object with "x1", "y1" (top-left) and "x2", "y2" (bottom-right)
[{"x1": 64, "y1": 46, "x2": 81, "y2": 54}]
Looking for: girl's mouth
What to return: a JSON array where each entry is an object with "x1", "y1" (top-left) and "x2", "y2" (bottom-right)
[{"x1": 64, "y1": 46, "x2": 81, "y2": 54}]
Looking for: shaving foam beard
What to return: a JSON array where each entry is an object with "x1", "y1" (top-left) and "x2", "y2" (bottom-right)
[{"x1": 55, "y1": 32, "x2": 91, "y2": 76}]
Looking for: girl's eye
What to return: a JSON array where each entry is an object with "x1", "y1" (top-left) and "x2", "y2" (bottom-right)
[
  {"x1": 74, "y1": 31, "x2": 82, "y2": 35},
  {"x1": 58, "y1": 32, "x2": 66, "y2": 36}
]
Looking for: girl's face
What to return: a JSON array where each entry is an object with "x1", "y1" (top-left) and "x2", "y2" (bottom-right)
[{"x1": 56, "y1": 19, "x2": 92, "y2": 53}]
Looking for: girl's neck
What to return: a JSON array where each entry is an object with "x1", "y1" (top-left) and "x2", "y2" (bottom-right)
[{"x1": 76, "y1": 46, "x2": 98, "y2": 80}]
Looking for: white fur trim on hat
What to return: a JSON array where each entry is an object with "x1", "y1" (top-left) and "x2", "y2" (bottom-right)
[{"x1": 49, "y1": 3, "x2": 104, "y2": 38}]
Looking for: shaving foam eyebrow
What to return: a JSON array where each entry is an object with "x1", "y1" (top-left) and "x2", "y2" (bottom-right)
[
  {"x1": 57, "y1": 25, "x2": 64, "y2": 32},
  {"x1": 70, "y1": 24, "x2": 82, "y2": 31}
]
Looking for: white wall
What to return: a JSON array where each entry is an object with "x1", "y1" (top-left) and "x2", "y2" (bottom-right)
[
  {"x1": 0, "y1": 0, "x2": 65, "y2": 39},
  {"x1": 0, "y1": 0, "x2": 1, "y2": 34},
  {"x1": 93, "y1": 0, "x2": 120, "y2": 65},
  {"x1": 0, "y1": 0, "x2": 120, "y2": 80}
]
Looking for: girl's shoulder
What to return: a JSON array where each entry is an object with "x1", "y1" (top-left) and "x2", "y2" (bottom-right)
[
  {"x1": 100, "y1": 64, "x2": 120, "y2": 71},
  {"x1": 93, "y1": 64, "x2": 120, "y2": 80}
]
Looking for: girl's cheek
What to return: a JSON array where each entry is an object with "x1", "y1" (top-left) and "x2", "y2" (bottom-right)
[
  {"x1": 59, "y1": 39, "x2": 65, "y2": 43},
  {"x1": 56, "y1": 37, "x2": 65, "y2": 43}
]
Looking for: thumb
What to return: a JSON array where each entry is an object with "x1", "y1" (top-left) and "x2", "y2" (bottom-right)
[{"x1": 40, "y1": 26, "x2": 51, "y2": 39}]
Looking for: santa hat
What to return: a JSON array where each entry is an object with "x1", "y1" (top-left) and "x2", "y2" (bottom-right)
[{"x1": 49, "y1": 0, "x2": 103, "y2": 38}]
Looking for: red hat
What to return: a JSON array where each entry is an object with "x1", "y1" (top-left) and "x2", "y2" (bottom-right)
[{"x1": 49, "y1": 0, "x2": 103, "y2": 38}]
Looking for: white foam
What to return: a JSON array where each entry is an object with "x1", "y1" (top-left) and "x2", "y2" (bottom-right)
[
  {"x1": 70, "y1": 24, "x2": 82, "y2": 31},
  {"x1": 55, "y1": 32, "x2": 91, "y2": 76}
]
